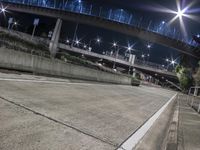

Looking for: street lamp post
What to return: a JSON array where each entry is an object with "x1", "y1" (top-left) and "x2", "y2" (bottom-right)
[
  {"x1": 31, "y1": 18, "x2": 40, "y2": 40},
  {"x1": 71, "y1": 23, "x2": 79, "y2": 47},
  {"x1": 112, "y1": 42, "x2": 119, "y2": 69}
]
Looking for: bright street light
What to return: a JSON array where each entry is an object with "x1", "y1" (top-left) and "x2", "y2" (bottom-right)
[
  {"x1": 75, "y1": 39, "x2": 80, "y2": 45},
  {"x1": 1, "y1": 8, "x2": 5, "y2": 12},
  {"x1": 96, "y1": 38, "x2": 101, "y2": 43},
  {"x1": 171, "y1": 60, "x2": 176, "y2": 65},
  {"x1": 113, "y1": 42, "x2": 117, "y2": 47},
  {"x1": 147, "y1": 44, "x2": 151, "y2": 49},
  {"x1": 0, "y1": 5, "x2": 7, "y2": 13}
]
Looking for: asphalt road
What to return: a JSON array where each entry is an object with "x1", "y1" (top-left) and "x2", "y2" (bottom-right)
[{"x1": 0, "y1": 72, "x2": 175, "y2": 150}]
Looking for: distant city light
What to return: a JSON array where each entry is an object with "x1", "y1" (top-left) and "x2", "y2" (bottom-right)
[
  {"x1": 127, "y1": 47, "x2": 131, "y2": 51},
  {"x1": 147, "y1": 44, "x2": 151, "y2": 49},
  {"x1": 162, "y1": 21, "x2": 165, "y2": 24},
  {"x1": 88, "y1": 47, "x2": 92, "y2": 51},
  {"x1": 75, "y1": 40, "x2": 80, "y2": 45},
  {"x1": 162, "y1": 65, "x2": 165, "y2": 67},
  {"x1": 113, "y1": 42, "x2": 117, "y2": 47},
  {"x1": 141, "y1": 54, "x2": 145, "y2": 58},
  {"x1": 78, "y1": 0, "x2": 81, "y2": 3},
  {"x1": 166, "y1": 58, "x2": 169, "y2": 62},
  {"x1": 147, "y1": 54, "x2": 150, "y2": 57},
  {"x1": 197, "y1": 34, "x2": 200, "y2": 38},
  {"x1": 66, "y1": 39, "x2": 70, "y2": 43},
  {"x1": 171, "y1": 60, "x2": 176, "y2": 65},
  {"x1": 96, "y1": 38, "x2": 101, "y2": 43},
  {"x1": 84, "y1": 44, "x2": 87, "y2": 48}
]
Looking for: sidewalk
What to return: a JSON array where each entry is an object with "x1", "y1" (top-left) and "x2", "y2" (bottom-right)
[{"x1": 178, "y1": 94, "x2": 200, "y2": 150}]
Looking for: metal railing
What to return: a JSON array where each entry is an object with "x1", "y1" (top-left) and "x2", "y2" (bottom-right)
[{"x1": 187, "y1": 86, "x2": 200, "y2": 113}]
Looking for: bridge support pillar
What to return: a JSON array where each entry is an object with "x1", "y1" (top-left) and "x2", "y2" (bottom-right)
[{"x1": 49, "y1": 18, "x2": 62, "y2": 57}]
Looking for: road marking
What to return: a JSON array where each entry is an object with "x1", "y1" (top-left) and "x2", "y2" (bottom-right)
[
  {"x1": 0, "y1": 78, "x2": 117, "y2": 86},
  {"x1": 117, "y1": 93, "x2": 177, "y2": 150}
]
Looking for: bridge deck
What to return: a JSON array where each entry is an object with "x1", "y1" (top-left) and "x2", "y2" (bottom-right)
[{"x1": 1, "y1": 1, "x2": 199, "y2": 58}]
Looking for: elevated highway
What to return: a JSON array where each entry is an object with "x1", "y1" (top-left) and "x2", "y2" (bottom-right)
[
  {"x1": 1, "y1": 1, "x2": 200, "y2": 59},
  {"x1": 0, "y1": 26, "x2": 177, "y2": 79},
  {"x1": 58, "y1": 43, "x2": 177, "y2": 78}
]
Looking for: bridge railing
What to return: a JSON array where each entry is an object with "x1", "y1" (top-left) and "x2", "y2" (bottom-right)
[
  {"x1": 60, "y1": 39, "x2": 174, "y2": 73},
  {"x1": 1, "y1": 0, "x2": 197, "y2": 46},
  {"x1": 187, "y1": 87, "x2": 200, "y2": 113}
]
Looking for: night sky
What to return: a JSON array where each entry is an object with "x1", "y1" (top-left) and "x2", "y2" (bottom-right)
[{"x1": 0, "y1": 0, "x2": 199, "y2": 65}]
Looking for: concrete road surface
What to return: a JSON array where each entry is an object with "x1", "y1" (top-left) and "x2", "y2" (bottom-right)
[{"x1": 0, "y1": 72, "x2": 175, "y2": 150}]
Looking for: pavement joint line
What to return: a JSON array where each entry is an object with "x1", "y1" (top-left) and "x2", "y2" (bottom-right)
[
  {"x1": 117, "y1": 93, "x2": 178, "y2": 150},
  {"x1": 0, "y1": 96, "x2": 117, "y2": 148},
  {"x1": 0, "y1": 78, "x2": 128, "y2": 87}
]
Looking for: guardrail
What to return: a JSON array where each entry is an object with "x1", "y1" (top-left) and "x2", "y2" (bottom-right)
[{"x1": 187, "y1": 87, "x2": 200, "y2": 113}]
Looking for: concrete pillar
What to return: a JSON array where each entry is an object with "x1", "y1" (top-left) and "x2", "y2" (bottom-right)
[{"x1": 49, "y1": 18, "x2": 62, "y2": 57}]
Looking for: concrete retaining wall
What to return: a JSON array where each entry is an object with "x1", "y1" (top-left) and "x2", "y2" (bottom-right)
[{"x1": 0, "y1": 48, "x2": 131, "y2": 85}]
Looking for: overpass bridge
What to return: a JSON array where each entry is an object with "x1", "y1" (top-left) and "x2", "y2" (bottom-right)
[
  {"x1": 58, "y1": 43, "x2": 177, "y2": 78},
  {"x1": 0, "y1": 0, "x2": 200, "y2": 59},
  {"x1": 0, "y1": 26, "x2": 176, "y2": 79}
]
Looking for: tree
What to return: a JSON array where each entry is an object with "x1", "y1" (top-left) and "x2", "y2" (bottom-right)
[{"x1": 175, "y1": 65, "x2": 193, "y2": 91}]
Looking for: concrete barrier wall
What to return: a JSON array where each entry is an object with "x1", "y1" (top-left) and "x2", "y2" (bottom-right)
[{"x1": 0, "y1": 48, "x2": 131, "y2": 84}]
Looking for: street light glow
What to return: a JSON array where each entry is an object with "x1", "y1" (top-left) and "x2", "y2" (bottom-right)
[
  {"x1": 147, "y1": 44, "x2": 151, "y2": 49},
  {"x1": 75, "y1": 40, "x2": 80, "y2": 45},
  {"x1": 127, "y1": 47, "x2": 131, "y2": 51},
  {"x1": 0, "y1": 5, "x2": 7, "y2": 14},
  {"x1": 176, "y1": 9, "x2": 184, "y2": 18},
  {"x1": 96, "y1": 38, "x2": 101, "y2": 43},
  {"x1": 113, "y1": 42, "x2": 117, "y2": 47},
  {"x1": 145, "y1": 0, "x2": 199, "y2": 39},
  {"x1": 171, "y1": 60, "x2": 176, "y2": 65}
]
